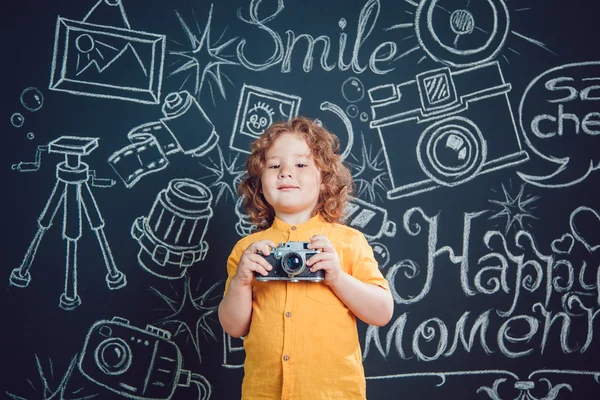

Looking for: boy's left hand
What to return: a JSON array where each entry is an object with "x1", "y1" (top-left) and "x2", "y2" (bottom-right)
[{"x1": 306, "y1": 235, "x2": 342, "y2": 285}]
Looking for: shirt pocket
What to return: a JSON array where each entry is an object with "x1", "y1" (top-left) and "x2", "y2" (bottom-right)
[{"x1": 305, "y1": 283, "x2": 343, "y2": 306}]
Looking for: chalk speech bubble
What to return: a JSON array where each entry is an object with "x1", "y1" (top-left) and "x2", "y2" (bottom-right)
[{"x1": 518, "y1": 61, "x2": 600, "y2": 187}]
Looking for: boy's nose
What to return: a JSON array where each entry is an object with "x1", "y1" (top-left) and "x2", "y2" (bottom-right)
[{"x1": 279, "y1": 171, "x2": 292, "y2": 178}]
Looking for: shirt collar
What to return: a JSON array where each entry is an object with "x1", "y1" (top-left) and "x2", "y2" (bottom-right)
[{"x1": 271, "y1": 213, "x2": 325, "y2": 232}]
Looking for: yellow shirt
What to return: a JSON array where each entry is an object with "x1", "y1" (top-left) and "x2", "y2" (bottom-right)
[{"x1": 224, "y1": 214, "x2": 390, "y2": 400}]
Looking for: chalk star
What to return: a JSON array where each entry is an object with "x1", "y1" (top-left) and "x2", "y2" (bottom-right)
[
  {"x1": 346, "y1": 133, "x2": 390, "y2": 204},
  {"x1": 150, "y1": 275, "x2": 224, "y2": 363},
  {"x1": 198, "y1": 145, "x2": 246, "y2": 204},
  {"x1": 489, "y1": 182, "x2": 539, "y2": 235},
  {"x1": 169, "y1": 4, "x2": 239, "y2": 103}
]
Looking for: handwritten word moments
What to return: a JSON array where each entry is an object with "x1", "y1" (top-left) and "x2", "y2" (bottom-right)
[{"x1": 364, "y1": 207, "x2": 600, "y2": 362}]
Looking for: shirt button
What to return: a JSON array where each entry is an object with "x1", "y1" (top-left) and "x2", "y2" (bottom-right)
[
  {"x1": 291, "y1": 226, "x2": 296, "y2": 230},
  {"x1": 283, "y1": 355, "x2": 290, "y2": 361},
  {"x1": 285, "y1": 312, "x2": 292, "y2": 317}
]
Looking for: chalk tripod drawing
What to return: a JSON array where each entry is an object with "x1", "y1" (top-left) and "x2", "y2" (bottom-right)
[{"x1": 9, "y1": 136, "x2": 126, "y2": 310}]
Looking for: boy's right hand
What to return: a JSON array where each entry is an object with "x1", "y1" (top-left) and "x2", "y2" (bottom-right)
[{"x1": 233, "y1": 240, "x2": 277, "y2": 286}]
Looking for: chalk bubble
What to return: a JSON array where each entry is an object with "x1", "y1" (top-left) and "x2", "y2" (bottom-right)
[
  {"x1": 346, "y1": 105, "x2": 359, "y2": 118},
  {"x1": 342, "y1": 77, "x2": 365, "y2": 103},
  {"x1": 20, "y1": 87, "x2": 44, "y2": 112},
  {"x1": 11, "y1": 113, "x2": 25, "y2": 127}
]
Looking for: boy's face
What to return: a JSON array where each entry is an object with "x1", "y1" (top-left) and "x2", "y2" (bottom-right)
[{"x1": 261, "y1": 132, "x2": 323, "y2": 219}]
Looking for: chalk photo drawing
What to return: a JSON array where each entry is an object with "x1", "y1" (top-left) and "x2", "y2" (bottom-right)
[
  {"x1": 229, "y1": 84, "x2": 302, "y2": 154},
  {"x1": 109, "y1": 90, "x2": 219, "y2": 188},
  {"x1": 369, "y1": 61, "x2": 528, "y2": 199},
  {"x1": 79, "y1": 317, "x2": 211, "y2": 399},
  {"x1": 9, "y1": 136, "x2": 126, "y2": 310},
  {"x1": 49, "y1": 0, "x2": 165, "y2": 104},
  {"x1": 131, "y1": 178, "x2": 214, "y2": 280}
]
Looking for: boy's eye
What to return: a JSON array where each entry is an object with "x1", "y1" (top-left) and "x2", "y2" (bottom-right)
[
  {"x1": 297, "y1": 163, "x2": 307, "y2": 167},
  {"x1": 268, "y1": 164, "x2": 280, "y2": 169}
]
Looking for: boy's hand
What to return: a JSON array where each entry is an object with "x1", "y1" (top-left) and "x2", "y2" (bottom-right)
[
  {"x1": 234, "y1": 240, "x2": 277, "y2": 286},
  {"x1": 306, "y1": 235, "x2": 342, "y2": 285}
]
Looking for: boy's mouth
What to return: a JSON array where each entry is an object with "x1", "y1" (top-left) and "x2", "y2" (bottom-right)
[{"x1": 278, "y1": 185, "x2": 298, "y2": 191}]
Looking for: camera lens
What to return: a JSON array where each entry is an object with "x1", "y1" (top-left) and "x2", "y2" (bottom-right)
[
  {"x1": 282, "y1": 252, "x2": 305, "y2": 275},
  {"x1": 417, "y1": 117, "x2": 485, "y2": 186},
  {"x1": 96, "y1": 338, "x2": 132, "y2": 375}
]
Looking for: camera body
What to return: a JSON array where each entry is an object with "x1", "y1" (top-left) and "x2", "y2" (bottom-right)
[
  {"x1": 78, "y1": 317, "x2": 182, "y2": 400},
  {"x1": 256, "y1": 241, "x2": 323, "y2": 282},
  {"x1": 369, "y1": 61, "x2": 529, "y2": 199}
]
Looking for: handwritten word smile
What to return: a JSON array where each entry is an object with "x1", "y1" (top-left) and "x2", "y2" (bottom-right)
[{"x1": 236, "y1": 0, "x2": 399, "y2": 74}]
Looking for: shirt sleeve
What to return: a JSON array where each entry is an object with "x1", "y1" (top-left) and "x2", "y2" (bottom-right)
[
  {"x1": 348, "y1": 232, "x2": 390, "y2": 291},
  {"x1": 223, "y1": 239, "x2": 245, "y2": 296}
]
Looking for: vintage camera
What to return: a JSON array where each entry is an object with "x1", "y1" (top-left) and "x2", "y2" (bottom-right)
[
  {"x1": 78, "y1": 317, "x2": 184, "y2": 400},
  {"x1": 256, "y1": 241, "x2": 323, "y2": 282},
  {"x1": 368, "y1": 61, "x2": 529, "y2": 199}
]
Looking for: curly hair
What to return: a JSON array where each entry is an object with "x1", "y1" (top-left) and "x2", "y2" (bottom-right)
[{"x1": 238, "y1": 116, "x2": 354, "y2": 231}]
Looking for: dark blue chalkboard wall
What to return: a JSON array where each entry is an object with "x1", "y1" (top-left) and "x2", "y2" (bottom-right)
[{"x1": 3, "y1": 0, "x2": 600, "y2": 398}]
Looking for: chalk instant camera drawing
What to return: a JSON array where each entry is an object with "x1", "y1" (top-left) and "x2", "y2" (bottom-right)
[
  {"x1": 369, "y1": 61, "x2": 529, "y2": 199},
  {"x1": 256, "y1": 241, "x2": 323, "y2": 282}
]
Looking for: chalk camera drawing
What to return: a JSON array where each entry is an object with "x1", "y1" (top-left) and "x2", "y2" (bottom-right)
[
  {"x1": 369, "y1": 61, "x2": 529, "y2": 199},
  {"x1": 256, "y1": 241, "x2": 323, "y2": 282},
  {"x1": 230, "y1": 84, "x2": 302, "y2": 154},
  {"x1": 78, "y1": 317, "x2": 183, "y2": 399},
  {"x1": 49, "y1": 17, "x2": 165, "y2": 104}
]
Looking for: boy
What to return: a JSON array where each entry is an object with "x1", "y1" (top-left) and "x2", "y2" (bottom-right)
[{"x1": 218, "y1": 116, "x2": 394, "y2": 399}]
